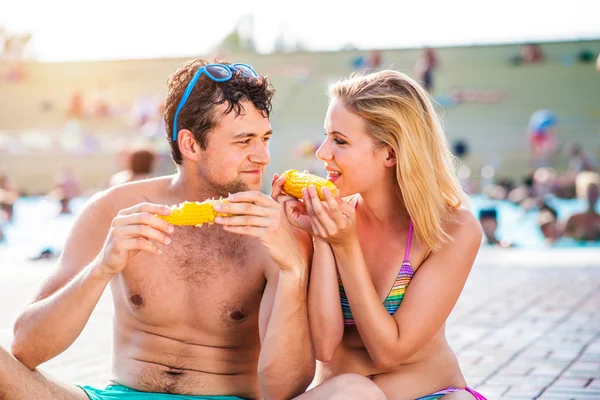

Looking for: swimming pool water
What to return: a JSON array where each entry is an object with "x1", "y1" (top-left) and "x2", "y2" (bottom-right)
[{"x1": 469, "y1": 195, "x2": 599, "y2": 248}]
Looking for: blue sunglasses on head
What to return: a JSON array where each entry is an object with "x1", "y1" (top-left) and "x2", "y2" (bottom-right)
[{"x1": 172, "y1": 63, "x2": 259, "y2": 140}]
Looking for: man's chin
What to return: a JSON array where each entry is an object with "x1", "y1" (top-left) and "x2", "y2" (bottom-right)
[{"x1": 241, "y1": 181, "x2": 263, "y2": 193}]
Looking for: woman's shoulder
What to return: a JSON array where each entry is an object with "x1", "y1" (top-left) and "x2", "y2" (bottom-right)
[
  {"x1": 446, "y1": 208, "x2": 482, "y2": 245},
  {"x1": 420, "y1": 208, "x2": 481, "y2": 261}
]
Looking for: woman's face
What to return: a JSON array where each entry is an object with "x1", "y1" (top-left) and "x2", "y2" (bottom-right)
[{"x1": 316, "y1": 98, "x2": 389, "y2": 197}]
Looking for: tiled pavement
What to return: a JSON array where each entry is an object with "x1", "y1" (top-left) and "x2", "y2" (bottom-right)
[{"x1": 1, "y1": 248, "x2": 599, "y2": 399}]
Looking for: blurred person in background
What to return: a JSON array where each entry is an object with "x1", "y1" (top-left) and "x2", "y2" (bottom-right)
[
  {"x1": 47, "y1": 167, "x2": 81, "y2": 215},
  {"x1": 67, "y1": 90, "x2": 84, "y2": 120},
  {"x1": 527, "y1": 109, "x2": 557, "y2": 168},
  {"x1": 0, "y1": 172, "x2": 19, "y2": 242},
  {"x1": 564, "y1": 141, "x2": 596, "y2": 177},
  {"x1": 564, "y1": 171, "x2": 600, "y2": 241},
  {"x1": 0, "y1": 172, "x2": 20, "y2": 222},
  {"x1": 478, "y1": 208, "x2": 512, "y2": 248},
  {"x1": 366, "y1": 50, "x2": 383, "y2": 71},
  {"x1": 527, "y1": 142, "x2": 597, "y2": 200},
  {"x1": 108, "y1": 145, "x2": 157, "y2": 187},
  {"x1": 413, "y1": 47, "x2": 438, "y2": 94},
  {"x1": 269, "y1": 70, "x2": 487, "y2": 399},
  {"x1": 538, "y1": 203, "x2": 562, "y2": 245},
  {"x1": 520, "y1": 43, "x2": 544, "y2": 64},
  {"x1": 488, "y1": 177, "x2": 515, "y2": 201},
  {"x1": 508, "y1": 172, "x2": 538, "y2": 210}
]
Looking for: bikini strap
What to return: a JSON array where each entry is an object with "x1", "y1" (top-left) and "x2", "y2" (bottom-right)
[{"x1": 403, "y1": 220, "x2": 413, "y2": 263}]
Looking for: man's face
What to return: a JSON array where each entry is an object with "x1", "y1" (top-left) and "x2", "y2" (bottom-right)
[
  {"x1": 480, "y1": 217, "x2": 498, "y2": 238},
  {"x1": 197, "y1": 101, "x2": 272, "y2": 197}
]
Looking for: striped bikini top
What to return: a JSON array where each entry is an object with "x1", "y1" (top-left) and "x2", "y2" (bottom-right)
[{"x1": 339, "y1": 220, "x2": 414, "y2": 325}]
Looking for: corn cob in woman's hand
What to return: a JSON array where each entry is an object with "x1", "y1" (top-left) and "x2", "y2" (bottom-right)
[
  {"x1": 282, "y1": 169, "x2": 339, "y2": 201},
  {"x1": 157, "y1": 198, "x2": 231, "y2": 227}
]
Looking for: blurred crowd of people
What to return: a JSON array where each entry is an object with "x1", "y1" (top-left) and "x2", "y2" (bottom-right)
[
  {"x1": 2, "y1": 42, "x2": 599, "y2": 249},
  {"x1": 477, "y1": 141, "x2": 599, "y2": 247}
]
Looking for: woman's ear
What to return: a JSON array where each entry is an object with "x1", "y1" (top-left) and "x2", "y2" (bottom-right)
[
  {"x1": 384, "y1": 147, "x2": 397, "y2": 167},
  {"x1": 178, "y1": 129, "x2": 202, "y2": 161}
]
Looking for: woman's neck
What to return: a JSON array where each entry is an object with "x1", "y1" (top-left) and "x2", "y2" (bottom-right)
[{"x1": 358, "y1": 182, "x2": 410, "y2": 228}]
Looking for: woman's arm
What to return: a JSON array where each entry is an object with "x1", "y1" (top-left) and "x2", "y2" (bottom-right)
[
  {"x1": 308, "y1": 237, "x2": 344, "y2": 362},
  {"x1": 332, "y1": 209, "x2": 482, "y2": 370}
]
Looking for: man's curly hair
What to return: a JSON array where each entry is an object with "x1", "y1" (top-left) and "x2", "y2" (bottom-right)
[{"x1": 164, "y1": 59, "x2": 275, "y2": 164}]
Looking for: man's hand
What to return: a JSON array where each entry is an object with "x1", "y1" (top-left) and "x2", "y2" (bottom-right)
[
  {"x1": 213, "y1": 191, "x2": 305, "y2": 272},
  {"x1": 97, "y1": 202, "x2": 173, "y2": 277}
]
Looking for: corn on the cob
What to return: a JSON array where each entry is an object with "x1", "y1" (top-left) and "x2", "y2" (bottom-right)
[
  {"x1": 158, "y1": 199, "x2": 231, "y2": 227},
  {"x1": 282, "y1": 169, "x2": 339, "y2": 201}
]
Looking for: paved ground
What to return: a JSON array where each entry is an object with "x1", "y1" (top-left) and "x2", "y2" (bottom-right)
[{"x1": 1, "y1": 247, "x2": 599, "y2": 400}]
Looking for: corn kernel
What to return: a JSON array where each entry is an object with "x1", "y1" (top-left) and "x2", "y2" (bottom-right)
[
  {"x1": 158, "y1": 198, "x2": 230, "y2": 227},
  {"x1": 282, "y1": 169, "x2": 339, "y2": 201}
]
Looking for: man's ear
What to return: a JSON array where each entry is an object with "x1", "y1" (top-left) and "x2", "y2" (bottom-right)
[
  {"x1": 384, "y1": 147, "x2": 397, "y2": 167},
  {"x1": 178, "y1": 129, "x2": 202, "y2": 161}
]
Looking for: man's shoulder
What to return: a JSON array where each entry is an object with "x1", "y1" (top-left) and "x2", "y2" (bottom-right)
[{"x1": 86, "y1": 175, "x2": 174, "y2": 219}]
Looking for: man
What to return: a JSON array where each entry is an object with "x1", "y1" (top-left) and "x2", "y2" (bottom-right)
[
  {"x1": 478, "y1": 208, "x2": 513, "y2": 248},
  {"x1": 564, "y1": 172, "x2": 600, "y2": 242},
  {"x1": 538, "y1": 204, "x2": 561, "y2": 245},
  {"x1": 108, "y1": 145, "x2": 157, "y2": 187},
  {"x1": 0, "y1": 60, "x2": 384, "y2": 400}
]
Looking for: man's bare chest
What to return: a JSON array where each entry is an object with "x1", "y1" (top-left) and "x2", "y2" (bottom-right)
[{"x1": 112, "y1": 227, "x2": 269, "y2": 332}]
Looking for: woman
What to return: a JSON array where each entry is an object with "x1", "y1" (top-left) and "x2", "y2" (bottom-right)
[{"x1": 272, "y1": 70, "x2": 486, "y2": 399}]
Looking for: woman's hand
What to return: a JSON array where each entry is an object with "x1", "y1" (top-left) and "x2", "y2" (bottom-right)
[
  {"x1": 271, "y1": 172, "x2": 313, "y2": 234},
  {"x1": 303, "y1": 185, "x2": 357, "y2": 247}
]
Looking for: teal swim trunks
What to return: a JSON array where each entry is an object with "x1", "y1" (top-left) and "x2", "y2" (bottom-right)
[{"x1": 77, "y1": 384, "x2": 246, "y2": 400}]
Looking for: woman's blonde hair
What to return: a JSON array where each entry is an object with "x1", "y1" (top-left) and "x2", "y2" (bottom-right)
[{"x1": 328, "y1": 70, "x2": 467, "y2": 251}]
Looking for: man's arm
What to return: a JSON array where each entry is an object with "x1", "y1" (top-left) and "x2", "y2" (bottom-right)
[
  {"x1": 11, "y1": 187, "x2": 172, "y2": 370},
  {"x1": 257, "y1": 230, "x2": 315, "y2": 400},
  {"x1": 214, "y1": 192, "x2": 316, "y2": 399},
  {"x1": 11, "y1": 190, "x2": 116, "y2": 369},
  {"x1": 258, "y1": 264, "x2": 315, "y2": 400}
]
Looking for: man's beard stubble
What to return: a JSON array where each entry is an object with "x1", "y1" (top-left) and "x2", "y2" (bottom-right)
[
  {"x1": 198, "y1": 168, "x2": 252, "y2": 199},
  {"x1": 209, "y1": 178, "x2": 249, "y2": 198}
]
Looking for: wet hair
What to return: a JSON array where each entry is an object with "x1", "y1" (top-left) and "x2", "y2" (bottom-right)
[
  {"x1": 163, "y1": 59, "x2": 275, "y2": 164},
  {"x1": 523, "y1": 173, "x2": 534, "y2": 188},
  {"x1": 478, "y1": 208, "x2": 498, "y2": 221},
  {"x1": 539, "y1": 203, "x2": 558, "y2": 219}
]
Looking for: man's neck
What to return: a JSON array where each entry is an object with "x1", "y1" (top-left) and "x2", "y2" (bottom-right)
[
  {"x1": 170, "y1": 170, "x2": 213, "y2": 202},
  {"x1": 485, "y1": 234, "x2": 500, "y2": 244}
]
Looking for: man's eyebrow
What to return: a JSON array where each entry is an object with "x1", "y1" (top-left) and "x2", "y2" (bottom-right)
[{"x1": 232, "y1": 130, "x2": 273, "y2": 139}]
